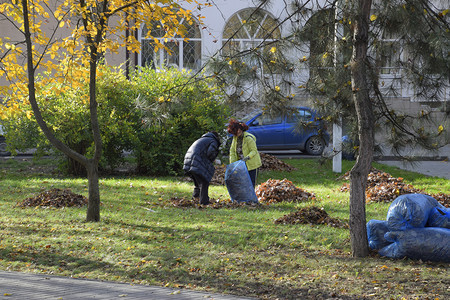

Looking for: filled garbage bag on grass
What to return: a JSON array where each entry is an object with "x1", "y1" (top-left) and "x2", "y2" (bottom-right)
[
  {"x1": 378, "y1": 227, "x2": 450, "y2": 262},
  {"x1": 386, "y1": 194, "x2": 443, "y2": 231},
  {"x1": 367, "y1": 220, "x2": 391, "y2": 250},
  {"x1": 428, "y1": 206, "x2": 450, "y2": 229},
  {"x1": 225, "y1": 160, "x2": 258, "y2": 203}
]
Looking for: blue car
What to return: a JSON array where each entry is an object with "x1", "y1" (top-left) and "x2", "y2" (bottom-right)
[{"x1": 243, "y1": 107, "x2": 330, "y2": 155}]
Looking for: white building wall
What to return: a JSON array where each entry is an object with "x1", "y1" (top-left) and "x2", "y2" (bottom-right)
[
  {"x1": 172, "y1": 0, "x2": 295, "y2": 63},
  {"x1": 1, "y1": 0, "x2": 448, "y2": 112}
]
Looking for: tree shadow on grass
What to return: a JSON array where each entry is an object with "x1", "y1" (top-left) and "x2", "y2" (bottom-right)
[{"x1": 4, "y1": 220, "x2": 447, "y2": 300}]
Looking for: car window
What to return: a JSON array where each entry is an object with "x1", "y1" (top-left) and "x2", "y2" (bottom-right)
[
  {"x1": 286, "y1": 109, "x2": 312, "y2": 123},
  {"x1": 242, "y1": 110, "x2": 260, "y2": 123},
  {"x1": 255, "y1": 113, "x2": 283, "y2": 126}
]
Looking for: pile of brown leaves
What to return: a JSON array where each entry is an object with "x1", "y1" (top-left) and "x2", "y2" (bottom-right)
[
  {"x1": 259, "y1": 153, "x2": 297, "y2": 172},
  {"x1": 211, "y1": 165, "x2": 226, "y2": 186},
  {"x1": 365, "y1": 169, "x2": 425, "y2": 203},
  {"x1": 274, "y1": 206, "x2": 348, "y2": 228},
  {"x1": 432, "y1": 193, "x2": 450, "y2": 208},
  {"x1": 17, "y1": 188, "x2": 88, "y2": 208},
  {"x1": 339, "y1": 168, "x2": 423, "y2": 203},
  {"x1": 169, "y1": 197, "x2": 259, "y2": 209},
  {"x1": 339, "y1": 168, "x2": 449, "y2": 207},
  {"x1": 256, "y1": 178, "x2": 315, "y2": 204}
]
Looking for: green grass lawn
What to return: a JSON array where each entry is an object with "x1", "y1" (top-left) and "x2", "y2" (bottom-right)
[{"x1": 0, "y1": 157, "x2": 448, "y2": 299}]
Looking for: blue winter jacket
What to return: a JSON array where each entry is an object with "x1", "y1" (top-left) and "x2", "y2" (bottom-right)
[{"x1": 183, "y1": 132, "x2": 220, "y2": 182}]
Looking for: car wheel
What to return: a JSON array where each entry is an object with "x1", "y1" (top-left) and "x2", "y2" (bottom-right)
[
  {"x1": 305, "y1": 136, "x2": 325, "y2": 155},
  {"x1": 0, "y1": 141, "x2": 11, "y2": 156}
]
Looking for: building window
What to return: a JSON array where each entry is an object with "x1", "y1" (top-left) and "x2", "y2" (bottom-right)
[
  {"x1": 303, "y1": 9, "x2": 336, "y2": 80},
  {"x1": 140, "y1": 16, "x2": 202, "y2": 71},
  {"x1": 379, "y1": 31, "x2": 402, "y2": 75},
  {"x1": 222, "y1": 8, "x2": 281, "y2": 66}
]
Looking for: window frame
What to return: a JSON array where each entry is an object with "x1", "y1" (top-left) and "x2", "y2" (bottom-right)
[
  {"x1": 378, "y1": 31, "x2": 403, "y2": 78},
  {"x1": 139, "y1": 16, "x2": 202, "y2": 71},
  {"x1": 221, "y1": 8, "x2": 282, "y2": 73}
]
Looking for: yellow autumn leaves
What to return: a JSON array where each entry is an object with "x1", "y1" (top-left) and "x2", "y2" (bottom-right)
[
  {"x1": 157, "y1": 96, "x2": 171, "y2": 103},
  {"x1": 0, "y1": 0, "x2": 202, "y2": 121}
]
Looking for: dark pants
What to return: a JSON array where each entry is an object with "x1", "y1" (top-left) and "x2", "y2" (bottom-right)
[
  {"x1": 190, "y1": 173, "x2": 210, "y2": 205},
  {"x1": 248, "y1": 168, "x2": 258, "y2": 188}
]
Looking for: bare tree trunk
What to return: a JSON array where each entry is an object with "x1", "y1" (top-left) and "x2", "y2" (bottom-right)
[
  {"x1": 349, "y1": 0, "x2": 373, "y2": 257},
  {"x1": 86, "y1": 161, "x2": 100, "y2": 221},
  {"x1": 84, "y1": 26, "x2": 104, "y2": 222}
]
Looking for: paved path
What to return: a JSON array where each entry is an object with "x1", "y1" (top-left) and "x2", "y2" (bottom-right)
[
  {"x1": 377, "y1": 160, "x2": 450, "y2": 180},
  {"x1": 0, "y1": 271, "x2": 255, "y2": 300},
  {"x1": 375, "y1": 144, "x2": 449, "y2": 180},
  {"x1": 264, "y1": 147, "x2": 450, "y2": 180}
]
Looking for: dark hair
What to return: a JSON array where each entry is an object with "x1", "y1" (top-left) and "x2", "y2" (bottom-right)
[
  {"x1": 210, "y1": 131, "x2": 219, "y2": 139},
  {"x1": 227, "y1": 118, "x2": 249, "y2": 135}
]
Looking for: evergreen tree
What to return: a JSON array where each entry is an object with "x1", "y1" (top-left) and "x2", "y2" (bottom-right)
[{"x1": 208, "y1": 0, "x2": 449, "y2": 257}]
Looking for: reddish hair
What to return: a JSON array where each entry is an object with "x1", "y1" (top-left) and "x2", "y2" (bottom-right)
[{"x1": 227, "y1": 118, "x2": 249, "y2": 135}]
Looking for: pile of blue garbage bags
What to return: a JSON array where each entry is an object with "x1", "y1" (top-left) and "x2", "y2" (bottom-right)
[{"x1": 367, "y1": 193, "x2": 450, "y2": 262}]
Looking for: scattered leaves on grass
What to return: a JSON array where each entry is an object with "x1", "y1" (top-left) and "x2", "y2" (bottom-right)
[
  {"x1": 16, "y1": 188, "x2": 88, "y2": 208},
  {"x1": 256, "y1": 178, "x2": 315, "y2": 204},
  {"x1": 339, "y1": 168, "x2": 449, "y2": 207},
  {"x1": 168, "y1": 197, "x2": 260, "y2": 209},
  {"x1": 177, "y1": 177, "x2": 315, "y2": 209},
  {"x1": 274, "y1": 206, "x2": 348, "y2": 228},
  {"x1": 206, "y1": 153, "x2": 297, "y2": 186}
]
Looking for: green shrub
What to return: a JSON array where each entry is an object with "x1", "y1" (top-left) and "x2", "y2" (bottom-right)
[
  {"x1": 1, "y1": 64, "x2": 139, "y2": 175},
  {"x1": 130, "y1": 67, "x2": 229, "y2": 176},
  {"x1": 2, "y1": 65, "x2": 229, "y2": 176}
]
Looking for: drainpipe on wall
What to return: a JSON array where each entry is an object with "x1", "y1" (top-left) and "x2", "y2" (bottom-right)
[
  {"x1": 125, "y1": 12, "x2": 130, "y2": 80},
  {"x1": 333, "y1": 3, "x2": 343, "y2": 173},
  {"x1": 134, "y1": 21, "x2": 139, "y2": 71}
]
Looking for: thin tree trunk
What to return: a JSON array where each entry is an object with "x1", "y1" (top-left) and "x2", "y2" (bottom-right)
[
  {"x1": 84, "y1": 42, "x2": 103, "y2": 222},
  {"x1": 349, "y1": 0, "x2": 373, "y2": 257},
  {"x1": 86, "y1": 162, "x2": 100, "y2": 222}
]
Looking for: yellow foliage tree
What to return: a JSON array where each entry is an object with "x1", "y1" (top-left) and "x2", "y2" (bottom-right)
[{"x1": 0, "y1": 0, "x2": 204, "y2": 221}]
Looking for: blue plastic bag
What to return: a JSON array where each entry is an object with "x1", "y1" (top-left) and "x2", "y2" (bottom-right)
[
  {"x1": 428, "y1": 206, "x2": 450, "y2": 229},
  {"x1": 225, "y1": 160, "x2": 258, "y2": 203},
  {"x1": 378, "y1": 227, "x2": 450, "y2": 262},
  {"x1": 366, "y1": 220, "x2": 391, "y2": 250},
  {"x1": 386, "y1": 194, "x2": 442, "y2": 231}
]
